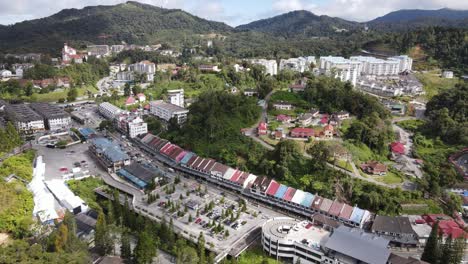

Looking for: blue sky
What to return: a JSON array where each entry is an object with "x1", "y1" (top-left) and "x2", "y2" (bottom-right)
[{"x1": 1, "y1": 0, "x2": 468, "y2": 26}]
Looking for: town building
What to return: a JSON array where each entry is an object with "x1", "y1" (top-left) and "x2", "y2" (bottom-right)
[
  {"x1": 290, "y1": 127, "x2": 314, "y2": 138},
  {"x1": 323, "y1": 226, "x2": 391, "y2": 264},
  {"x1": 319, "y1": 56, "x2": 361, "y2": 86},
  {"x1": 115, "y1": 115, "x2": 148, "y2": 138},
  {"x1": 442, "y1": 71, "x2": 454, "y2": 79},
  {"x1": 45, "y1": 179, "x2": 89, "y2": 214},
  {"x1": 117, "y1": 163, "x2": 160, "y2": 189},
  {"x1": 5, "y1": 104, "x2": 45, "y2": 134},
  {"x1": 116, "y1": 71, "x2": 134, "y2": 82},
  {"x1": 29, "y1": 103, "x2": 71, "y2": 131},
  {"x1": 279, "y1": 56, "x2": 316, "y2": 73},
  {"x1": 98, "y1": 102, "x2": 122, "y2": 120},
  {"x1": 198, "y1": 65, "x2": 221, "y2": 72},
  {"x1": 125, "y1": 96, "x2": 136, "y2": 106},
  {"x1": 136, "y1": 93, "x2": 146, "y2": 102},
  {"x1": 149, "y1": 100, "x2": 189, "y2": 124},
  {"x1": 262, "y1": 217, "x2": 329, "y2": 264},
  {"x1": 276, "y1": 114, "x2": 292, "y2": 123},
  {"x1": 156, "y1": 63, "x2": 177, "y2": 72},
  {"x1": 371, "y1": 215, "x2": 417, "y2": 247},
  {"x1": 62, "y1": 43, "x2": 85, "y2": 64},
  {"x1": 389, "y1": 55, "x2": 413, "y2": 72},
  {"x1": 129, "y1": 61, "x2": 156, "y2": 82},
  {"x1": 110, "y1": 45, "x2": 125, "y2": 54},
  {"x1": 258, "y1": 122, "x2": 268, "y2": 135},
  {"x1": 243, "y1": 89, "x2": 258, "y2": 97},
  {"x1": 167, "y1": 89, "x2": 184, "y2": 107},
  {"x1": 322, "y1": 124, "x2": 334, "y2": 139},
  {"x1": 89, "y1": 137, "x2": 131, "y2": 172},
  {"x1": 350, "y1": 56, "x2": 400, "y2": 76},
  {"x1": 0, "y1": 69, "x2": 12, "y2": 79},
  {"x1": 87, "y1": 45, "x2": 110, "y2": 57},
  {"x1": 360, "y1": 161, "x2": 387, "y2": 176},
  {"x1": 298, "y1": 113, "x2": 314, "y2": 126},
  {"x1": 249, "y1": 59, "x2": 278, "y2": 76},
  {"x1": 272, "y1": 101, "x2": 294, "y2": 110}
]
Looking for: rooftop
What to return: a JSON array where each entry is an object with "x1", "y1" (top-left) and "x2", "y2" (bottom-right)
[
  {"x1": 150, "y1": 100, "x2": 188, "y2": 113},
  {"x1": 91, "y1": 137, "x2": 129, "y2": 163},
  {"x1": 263, "y1": 217, "x2": 330, "y2": 248},
  {"x1": 372, "y1": 215, "x2": 415, "y2": 236},
  {"x1": 29, "y1": 103, "x2": 70, "y2": 119},
  {"x1": 5, "y1": 103, "x2": 43, "y2": 122},
  {"x1": 325, "y1": 226, "x2": 390, "y2": 264}
]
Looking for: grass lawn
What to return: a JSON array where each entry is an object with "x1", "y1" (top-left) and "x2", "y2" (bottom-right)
[
  {"x1": 34, "y1": 85, "x2": 98, "y2": 102},
  {"x1": 414, "y1": 70, "x2": 460, "y2": 99},
  {"x1": 259, "y1": 135, "x2": 279, "y2": 146},
  {"x1": 400, "y1": 199, "x2": 443, "y2": 215},
  {"x1": 372, "y1": 171, "x2": 403, "y2": 185},
  {"x1": 343, "y1": 141, "x2": 387, "y2": 164},
  {"x1": 67, "y1": 177, "x2": 106, "y2": 211},
  {"x1": 334, "y1": 159, "x2": 353, "y2": 172},
  {"x1": 237, "y1": 245, "x2": 277, "y2": 264}
]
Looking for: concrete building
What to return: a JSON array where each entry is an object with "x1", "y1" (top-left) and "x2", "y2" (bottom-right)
[
  {"x1": 262, "y1": 217, "x2": 329, "y2": 264},
  {"x1": 167, "y1": 89, "x2": 184, "y2": 107},
  {"x1": 249, "y1": 59, "x2": 278, "y2": 76},
  {"x1": 442, "y1": 71, "x2": 454, "y2": 79},
  {"x1": 45, "y1": 179, "x2": 89, "y2": 214},
  {"x1": 279, "y1": 56, "x2": 316, "y2": 73},
  {"x1": 129, "y1": 60, "x2": 156, "y2": 82},
  {"x1": 371, "y1": 215, "x2": 417, "y2": 246},
  {"x1": 116, "y1": 114, "x2": 148, "y2": 138},
  {"x1": 319, "y1": 56, "x2": 361, "y2": 86},
  {"x1": 87, "y1": 45, "x2": 110, "y2": 57},
  {"x1": 5, "y1": 104, "x2": 45, "y2": 134},
  {"x1": 89, "y1": 137, "x2": 131, "y2": 172},
  {"x1": 149, "y1": 100, "x2": 189, "y2": 124},
  {"x1": 350, "y1": 56, "x2": 400, "y2": 76},
  {"x1": 111, "y1": 45, "x2": 125, "y2": 54},
  {"x1": 98, "y1": 102, "x2": 122, "y2": 120},
  {"x1": 389, "y1": 55, "x2": 413, "y2": 72},
  {"x1": 0, "y1": 70, "x2": 12, "y2": 79},
  {"x1": 62, "y1": 43, "x2": 85, "y2": 64},
  {"x1": 116, "y1": 71, "x2": 134, "y2": 82},
  {"x1": 29, "y1": 103, "x2": 71, "y2": 131},
  {"x1": 272, "y1": 101, "x2": 294, "y2": 110}
]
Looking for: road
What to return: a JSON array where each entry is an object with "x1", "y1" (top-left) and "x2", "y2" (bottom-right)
[
  {"x1": 392, "y1": 117, "x2": 424, "y2": 179},
  {"x1": 96, "y1": 76, "x2": 112, "y2": 96}
]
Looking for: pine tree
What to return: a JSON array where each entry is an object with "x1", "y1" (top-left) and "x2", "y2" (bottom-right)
[
  {"x1": 134, "y1": 231, "x2": 156, "y2": 264},
  {"x1": 55, "y1": 224, "x2": 68, "y2": 253},
  {"x1": 124, "y1": 83, "x2": 131, "y2": 97},
  {"x1": 120, "y1": 231, "x2": 132, "y2": 260},
  {"x1": 95, "y1": 211, "x2": 111, "y2": 256},
  {"x1": 422, "y1": 221, "x2": 441, "y2": 263},
  {"x1": 452, "y1": 236, "x2": 465, "y2": 264},
  {"x1": 440, "y1": 234, "x2": 453, "y2": 264},
  {"x1": 197, "y1": 232, "x2": 205, "y2": 264}
]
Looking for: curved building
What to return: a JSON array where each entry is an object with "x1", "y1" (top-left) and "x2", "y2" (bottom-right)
[{"x1": 262, "y1": 217, "x2": 329, "y2": 264}]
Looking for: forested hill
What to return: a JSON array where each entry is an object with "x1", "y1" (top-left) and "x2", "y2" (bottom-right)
[
  {"x1": 0, "y1": 1, "x2": 233, "y2": 54},
  {"x1": 236, "y1": 10, "x2": 361, "y2": 37},
  {"x1": 367, "y1": 8, "x2": 468, "y2": 31}
]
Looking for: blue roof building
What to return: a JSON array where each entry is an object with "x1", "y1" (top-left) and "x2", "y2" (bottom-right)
[
  {"x1": 89, "y1": 137, "x2": 130, "y2": 172},
  {"x1": 274, "y1": 184, "x2": 288, "y2": 199},
  {"x1": 300, "y1": 192, "x2": 315, "y2": 208}
]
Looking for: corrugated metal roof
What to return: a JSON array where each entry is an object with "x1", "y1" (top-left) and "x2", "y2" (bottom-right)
[
  {"x1": 311, "y1": 195, "x2": 323, "y2": 210},
  {"x1": 266, "y1": 180, "x2": 280, "y2": 196},
  {"x1": 300, "y1": 192, "x2": 315, "y2": 207},
  {"x1": 319, "y1": 198, "x2": 333, "y2": 212},
  {"x1": 91, "y1": 138, "x2": 129, "y2": 162},
  {"x1": 350, "y1": 207, "x2": 365, "y2": 224},
  {"x1": 324, "y1": 226, "x2": 390, "y2": 264},
  {"x1": 339, "y1": 204, "x2": 354, "y2": 220},
  {"x1": 328, "y1": 200, "x2": 345, "y2": 216},
  {"x1": 283, "y1": 187, "x2": 296, "y2": 201},
  {"x1": 291, "y1": 189, "x2": 305, "y2": 204},
  {"x1": 274, "y1": 184, "x2": 288, "y2": 199}
]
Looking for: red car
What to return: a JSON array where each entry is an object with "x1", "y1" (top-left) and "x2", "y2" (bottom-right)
[
  {"x1": 195, "y1": 218, "x2": 202, "y2": 224},
  {"x1": 59, "y1": 167, "x2": 68, "y2": 172}
]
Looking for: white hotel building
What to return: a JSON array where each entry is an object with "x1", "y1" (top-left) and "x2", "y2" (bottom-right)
[
  {"x1": 319, "y1": 56, "x2": 361, "y2": 86},
  {"x1": 98, "y1": 102, "x2": 122, "y2": 120},
  {"x1": 167, "y1": 89, "x2": 185, "y2": 107},
  {"x1": 389, "y1": 55, "x2": 413, "y2": 72},
  {"x1": 129, "y1": 60, "x2": 156, "y2": 82},
  {"x1": 150, "y1": 100, "x2": 189, "y2": 124},
  {"x1": 279, "y1": 56, "x2": 316, "y2": 73},
  {"x1": 116, "y1": 115, "x2": 148, "y2": 138},
  {"x1": 350, "y1": 56, "x2": 400, "y2": 76},
  {"x1": 249, "y1": 59, "x2": 278, "y2": 76}
]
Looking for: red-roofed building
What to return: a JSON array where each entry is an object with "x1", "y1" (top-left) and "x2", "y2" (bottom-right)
[
  {"x1": 320, "y1": 116, "x2": 328, "y2": 125},
  {"x1": 390, "y1": 142, "x2": 405, "y2": 155},
  {"x1": 125, "y1": 96, "x2": 136, "y2": 106},
  {"x1": 283, "y1": 187, "x2": 296, "y2": 202},
  {"x1": 422, "y1": 214, "x2": 468, "y2": 239},
  {"x1": 266, "y1": 180, "x2": 280, "y2": 196},
  {"x1": 258, "y1": 122, "x2": 267, "y2": 135},
  {"x1": 274, "y1": 131, "x2": 283, "y2": 140},
  {"x1": 276, "y1": 114, "x2": 291, "y2": 123},
  {"x1": 322, "y1": 124, "x2": 334, "y2": 139},
  {"x1": 290, "y1": 127, "x2": 314, "y2": 138},
  {"x1": 136, "y1": 93, "x2": 146, "y2": 102}
]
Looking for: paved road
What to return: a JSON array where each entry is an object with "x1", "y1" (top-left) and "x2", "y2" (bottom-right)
[{"x1": 392, "y1": 117, "x2": 424, "y2": 179}]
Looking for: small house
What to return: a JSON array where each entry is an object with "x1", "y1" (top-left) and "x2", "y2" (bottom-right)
[{"x1": 360, "y1": 161, "x2": 387, "y2": 176}]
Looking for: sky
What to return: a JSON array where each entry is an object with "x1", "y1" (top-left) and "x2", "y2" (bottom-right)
[{"x1": 1, "y1": 0, "x2": 468, "y2": 26}]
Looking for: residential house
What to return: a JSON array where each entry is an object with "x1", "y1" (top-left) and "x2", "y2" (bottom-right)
[
  {"x1": 198, "y1": 65, "x2": 221, "y2": 72},
  {"x1": 243, "y1": 89, "x2": 257, "y2": 97},
  {"x1": 390, "y1": 142, "x2": 405, "y2": 156},
  {"x1": 125, "y1": 96, "x2": 136, "y2": 106},
  {"x1": 272, "y1": 101, "x2": 294, "y2": 110},
  {"x1": 360, "y1": 161, "x2": 387, "y2": 176},
  {"x1": 290, "y1": 127, "x2": 314, "y2": 138},
  {"x1": 258, "y1": 122, "x2": 267, "y2": 136},
  {"x1": 274, "y1": 131, "x2": 284, "y2": 140},
  {"x1": 62, "y1": 43, "x2": 86, "y2": 64},
  {"x1": 298, "y1": 113, "x2": 313, "y2": 126},
  {"x1": 276, "y1": 114, "x2": 291, "y2": 123},
  {"x1": 0, "y1": 70, "x2": 12, "y2": 79},
  {"x1": 442, "y1": 71, "x2": 454, "y2": 79},
  {"x1": 310, "y1": 108, "x2": 320, "y2": 117},
  {"x1": 322, "y1": 124, "x2": 334, "y2": 139},
  {"x1": 136, "y1": 93, "x2": 146, "y2": 102},
  {"x1": 289, "y1": 83, "x2": 306, "y2": 93},
  {"x1": 334, "y1": 111, "x2": 350, "y2": 120}
]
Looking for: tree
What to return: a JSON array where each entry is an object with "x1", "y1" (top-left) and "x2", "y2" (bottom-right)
[
  {"x1": 95, "y1": 211, "x2": 112, "y2": 255},
  {"x1": 132, "y1": 85, "x2": 142, "y2": 96},
  {"x1": 120, "y1": 231, "x2": 132, "y2": 260},
  {"x1": 124, "y1": 83, "x2": 131, "y2": 96},
  {"x1": 177, "y1": 246, "x2": 199, "y2": 264},
  {"x1": 67, "y1": 87, "x2": 78, "y2": 102},
  {"x1": 24, "y1": 82, "x2": 34, "y2": 96},
  {"x1": 54, "y1": 223, "x2": 68, "y2": 253},
  {"x1": 452, "y1": 236, "x2": 465, "y2": 264},
  {"x1": 188, "y1": 214, "x2": 193, "y2": 222},
  {"x1": 440, "y1": 234, "x2": 453, "y2": 264},
  {"x1": 422, "y1": 221, "x2": 441, "y2": 263},
  {"x1": 197, "y1": 232, "x2": 205, "y2": 264},
  {"x1": 134, "y1": 231, "x2": 157, "y2": 264}
]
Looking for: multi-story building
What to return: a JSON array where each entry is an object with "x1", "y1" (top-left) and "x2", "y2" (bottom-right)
[
  {"x1": 116, "y1": 71, "x2": 134, "y2": 82},
  {"x1": 29, "y1": 103, "x2": 71, "y2": 131},
  {"x1": 5, "y1": 104, "x2": 45, "y2": 134},
  {"x1": 98, "y1": 102, "x2": 122, "y2": 120},
  {"x1": 389, "y1": 55, "x2": 413, "y2": 72},
  {"x1": 89, "y1": 137, "x2": 130, "y2": 172},
  {"x1": 115, "y1": 114, "x2": 148, "y2": 138},
  {"x1": 249, "y1": 59, "x2": 278, "y2": 76},
  {"x1": 371, "y1": 215, "x2": 417, "y2": 247},
  {"x1": 87, "y1": 45, "x2": 110, "y2": 57},
  {"x1": 279, "y1": 56, "x2": 316, "y2": 73},
  {"x1": 62, "y1": 43, "x2": 85, "y2": 64},
  {"x1": 272, "y1": 101, "x2": 294, "y2": 110},
  {"x1": 111, "y1": 45, "x2": 125, "y2": 54},
  {"x1": 129, "y1": 61, "x2": 156, "y2": 82},
  {"x1": 319, "y1": 56, "x2": 361, "y2": 86},
  {"x1": 262, "y1": 217, "x2": 328, "y2": 264},
  {"x1": 167, "y1": 89, "x2": 184, "y2": 107},
  {"x1": 350, "y1": 56, "x2": 400, "y2": 76},
  {"x1": 149, "y1": 100, "x2": 189, "y2": 124}
]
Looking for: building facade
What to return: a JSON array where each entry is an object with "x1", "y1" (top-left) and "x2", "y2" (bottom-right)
[
  {"x1": 350, "y1": 56, "x2": 400, "y2": 76},
  {"x1": 29, "y1": 103, "x2": 71, "y2": 131},
  {"x1": 5, "y1": 104, "x2": 45, "y2": 134},
  {"x1": 89, "y1": 137, "x2": 131, "y2": 172},
  {"x1": 149, "y1": 100, "x2": 189, "y2": 124},
  {"x1": 129, "y1": 60, "x2": 156, "y2": 82},
  {"x1": 116, "y1": 114, "x2": 148, "y2": 138},
  {"x1": 319, "y1": 56, "x2": 361, "y2": 86},
  {"x1": 98, "y1": 102, "x2": 122, "y2": 120},
  {"x1": 389, "y1": 55, "x2": 413, "y2": 72},
  {"x1": 167, "y1": 89, "x2": 185, "y2": 107},
  {"x1": 250, "y1": 59, "x2": 278, "y2": 76}
]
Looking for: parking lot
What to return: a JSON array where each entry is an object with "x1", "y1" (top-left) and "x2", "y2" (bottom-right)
[{"x1": 134, "y1": 175, "x2": 283, "y2": 254}]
